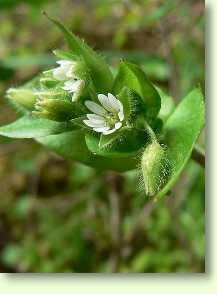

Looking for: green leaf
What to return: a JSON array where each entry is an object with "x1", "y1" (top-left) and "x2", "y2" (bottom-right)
[
  {"x1": 0, "y1": 116, "x2": 77, "y2": 138},
  {"x1": 45, "y1": 14, "x2": 113, "y2": 93},
  {"x1": 156, "y1": 88, "x2": 205, "y2": 199},
  {"x1": 37, "y1": 131, "x2": 137, "y2": 172},
  {"x1": 113, "y1": 61, "x2": 161, "y2": 123},
  {"x1": 155, "y1": 86, "x2": 175, "y2": 123},
  {"x1": 53, "y1": 49, "x2": 79, "y2": 61},
  {"x1": 85, "y1": 127, "x2": 150, "y2": 158}
]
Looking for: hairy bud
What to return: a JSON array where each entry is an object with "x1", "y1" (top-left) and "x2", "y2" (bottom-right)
[
  {"x1": 34, "y1": 99, "x2": 77, "y2": 121},
  {"x1": 6, "y1": 88, "x2": 38, "y2": 111},
  {"x1": 141, "y1": 142, "x2": 171, "y2": 196}
]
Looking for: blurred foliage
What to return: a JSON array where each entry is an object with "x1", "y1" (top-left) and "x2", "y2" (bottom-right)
[{"x1": 0, "y1": 0, "x2": 204, "y2": 272}]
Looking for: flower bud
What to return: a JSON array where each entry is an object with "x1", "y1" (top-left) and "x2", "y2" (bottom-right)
[
  {"x1": 35, "y1": 88, "x2": 70, "y2": 101},
  {"x1": 40, "y1": 70, "x2": 59, "y2": 88},
  {"x1": 141, "y1": 142, "x2": 171, "y2": 196},
  {"x1": 34, "y1": 99, "x2": 77, "y2": 121},
  {"x1": 6, "y1": 88, "x2": 38, "y2": 111}
]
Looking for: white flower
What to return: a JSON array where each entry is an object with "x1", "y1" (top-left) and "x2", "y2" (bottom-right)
[
  {"x1": 53, "y1": 60, "x2": 76, "y2": 81},
  {"x1": 83, "y1": 93, "x2": 124, "y2": 135},
  {"x1": 62, "y1": 79, "x2": 85, "y2": 102},
  {"x1": 53, "y1": 60, "x2": 85, "y2": 101}
]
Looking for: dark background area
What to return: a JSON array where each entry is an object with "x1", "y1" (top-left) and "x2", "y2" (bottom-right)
[{"x1": 0, "y1": 0, "x2": 205, "y2": 273}]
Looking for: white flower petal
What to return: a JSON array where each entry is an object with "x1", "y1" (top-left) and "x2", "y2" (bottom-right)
[
  {"x1": 115, "y1": 122, "x2": 122, "y2": 129},
  {"x1": 63, "y1": 79, "x2": 83, "y2": 93},
  {"x1": 54, "y1": 60, "x2": 76, "y2": 81},
  {"x1": 93, "y1": 127, "x2": 110, "y2": 133},
  {"x1": 118, "y1": 100, "x2": 124, "y2": 112},
  {"x1": 98, "y1": 94, "x2": 117, "y2": 112},
  {"x1": 53, "y1": 67, "x2": 67, "y2": 81},
  {"x1": 66, "y1": 64, "x2": 77, "y2": 78},
  {"x1": 84, "y1": 94, "x2": 124, "y2": 134},
  {"x1": 83, "y1": 119, "x2": 106, "y2": 128},
  {"x1": 56, "y1": 60, "x2": 72, "y2": 66},
  {"x1": 62, "y1": 80, "x2": 74, "y2": 90},
  {"x1": 108, "y1": 93, "x2": 121, "y2": 112},
  {"x1": 85, "y1": 101, "x2": 107, "y2": 116},
  {"x1": 118, "y1": 110, "x2": 124, "y2": 121},
  {"x1": 103, "y1": 128, "x2": 117, "y2": 135},
  {"x1": 87, "y1": 114, "x2": 105, "y2": 122}
]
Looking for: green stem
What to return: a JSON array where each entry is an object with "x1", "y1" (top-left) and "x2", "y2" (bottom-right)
[{"x1": 191, "y1": 145, "x2": 205, "y2": 167}]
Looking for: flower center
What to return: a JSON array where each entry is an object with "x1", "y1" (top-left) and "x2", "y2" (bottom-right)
[{"x1": 105, "y1": 113, "x2": 119, "y2": 128}]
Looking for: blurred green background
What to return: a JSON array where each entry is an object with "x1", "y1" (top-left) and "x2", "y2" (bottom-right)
[{"x1": 0, "y1": 0, "x2": 205, "y2": 273}]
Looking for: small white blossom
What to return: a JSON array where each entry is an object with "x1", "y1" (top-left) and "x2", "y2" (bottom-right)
[
  {"x1": 53, "y1": 60, "x2": 85, "y2": 101},
  {"x1": 83, "y1": 93, "x2": 124, "y2": 135},
  {"x1": 53, "y1": 60, "x2": 76, "y2": 81},
  {"x1": 62, "y1": 79, "x2": 85, "y2": 102}
]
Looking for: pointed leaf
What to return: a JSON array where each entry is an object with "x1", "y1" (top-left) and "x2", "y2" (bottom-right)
[
  {"x1": 0, "y1": 116, "x2": 77, "y2": 138},
  {"x1": 155, "y1": 86, "x2": 175, "y2": 123},
  {"x1": 156, "y1": 88, "x2": 205, "y2": 199},
  {"x1": 53, "y1": 49, "x2": 79, "y2": 61},
  {"x1": 45, "y1": 14, "x2": 113, "y2": 93},
  {"x1": 37, "y1": 131, "x2": 136, "y2": 172}
]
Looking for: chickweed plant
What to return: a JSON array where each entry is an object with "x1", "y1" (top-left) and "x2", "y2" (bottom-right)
[{"x1": 0, "y1": 14, "x2": 205, "y2": 199}]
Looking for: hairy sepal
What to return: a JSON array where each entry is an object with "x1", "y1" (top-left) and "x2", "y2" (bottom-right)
[
  {"x1": 141, "y1": 142, "x2": 171, "y2": 197},
  {"x1": 113, "y1": 61, "x2": 161, "y2": 123}
]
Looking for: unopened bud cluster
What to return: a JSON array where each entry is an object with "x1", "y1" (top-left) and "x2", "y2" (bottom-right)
[{"x1": 6, "y1": 56, "x2": 86, "y2": 121}]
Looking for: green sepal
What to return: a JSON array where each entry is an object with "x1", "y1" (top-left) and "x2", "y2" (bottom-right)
[
  {"x1": 34, "y1": 99, "x2": 85, "y2": 121},
  {"x1": 117, "y1": 87, "x2": 146, "y2": 123},
  {"x1": 113, "y1": 61, "x2": 161, "y2": 123},
  {"x1": 6, "y1": 88, "x2": 38, "y2": 111},
  {"x1": 6, "y1": 76, "x2": 42, "y2": 114},
  {"x1": 141, "y1": 142, "x2": 171, "y2": 197},
  {"x1": 34, "y1": 88, "x2": 71, "y2": 102},
  {"x1": 40, "y1": 70, "x2": 60, "y2": 88},
  {"x1": 85, "y1": 127, "x2": 150, "y2": 158}
]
